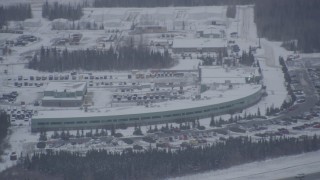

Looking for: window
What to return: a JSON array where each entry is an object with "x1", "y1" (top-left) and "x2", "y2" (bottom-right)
[
  {"x1": 204, "y1": 109, "x2": 210, "y2": 112},
  {"x1": 195, "y1": 111, "x2": 202, "y2": 114},
  {"x1": 90, "y1": 120, "x2": 100, "y2": 123},
  {"x1": 152, "y1": 116, "x2": 161, "y2": 119},
  {"x1": 142, "y1": 117, "x2": 150, "y2": 120},
  {"x1": 164, "y1": 115, "x2": 172, "y2": 117},
  {"x1": 51, "y1": 122, "x2": 62, "y2": 125},
  {"x1": 186, "y1": 112, "x2": 194, "y2": 115},
  {"x1": 130, "y1": 118, "x2": 139, "y2": 121},
  {"x1": 226, "y1": 104, "x2": 233, "y2": 108},
  {"x1": 77, "y1": 121, "x2": 87, "y2": 124},
  {"x1": 38, "y1": 122, "x2": 49, "y2": 125},
  {"x1": 173, "y1": 114, "x2": 180, "y2": 116},
  {"x1": 119, "y1": 119, "x2": 128, "y2": 122},
  {"x1": 64, "y1": 122, "x2": 75, "y2": 124}
]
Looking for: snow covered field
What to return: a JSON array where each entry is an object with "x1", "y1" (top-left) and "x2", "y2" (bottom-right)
[{"x1": 171, "y1": 150, "x2": 320, "y2": 180}]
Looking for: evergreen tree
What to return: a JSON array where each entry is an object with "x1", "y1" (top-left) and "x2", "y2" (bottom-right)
[
  {"x1": 42, "y1": 1, "x2": 83, "y2": 21},
  {"x1": 209, "y1": 115, "x2": 215, "y2": 127},
  {"x1": 0, "y1": 4, "x2": 32, "y2": 28},
  {"x1": 23, "y1": 135, "x2": 320, "y2": 180},
  {"x1": 255, "y1": 0, "x2": 320, "y2": 52},
  {"x1": 29, "y1": 46, "x2": 174, "y2": 72}
]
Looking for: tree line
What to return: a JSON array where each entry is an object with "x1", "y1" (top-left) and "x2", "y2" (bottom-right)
[
  {"x1": 254, "y1": 0, "x2": 320, "y2": 52},
  {"x1": 226, "y1": 5, "x2": 236, "y2": 18},
  {"x1": 93, "y1": 0, "x2": 254, "y2": 7},
  {"x1": 0, "y1": 3, "x2": 32, "y2": 28},
  {"x1": 279, "y1": 56, "x2": 296, "y2": 110},
  {"x1": 28, "y1": 46, "x2": 174, "y2": 72},
  {"x1": 21, "y1": 135, "x2": 320, "y2": 180},
  {"x1": 42, "y1": 1, "x2": 83, "y2": 21},
  {"x1": 0, "y1": 111, "x2": 10, "y2": 161},
  {"x1": 0, "y1": 111, "x2": 10, "y2": 143}
]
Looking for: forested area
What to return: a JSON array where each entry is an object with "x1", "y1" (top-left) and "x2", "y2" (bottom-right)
[
  {"x1": 93, "y1": 0, "x2": 254, "y2": 7},
  {"x1": 254, "y1": 0, "x2": 320, "y2": 52},
  {"x1": 0, "y1": 4, "x2": 32, "y2": 28},
  {"x1": 22, "y1": 135, "x2": 320, "y2": 180},
  {"x1": 28, "y1": 46, "x2": 173, "y2": 72},
  {"x1": 0, "y1": 111, "x2": 10, "y2": 143},
  {"x1": 226, "y1": 5, "x2": 236, "y2": 18},
  {"x1": 42, "y1": 1, "x2": 83, "y2": 21},
  {"x1": 0, "y1": 111, "x2": 10, "y2": 160}
]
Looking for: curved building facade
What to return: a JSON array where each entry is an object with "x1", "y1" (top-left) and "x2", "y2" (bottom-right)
[{"x1": 31, "y1": 85, "x2": 265, "y2": 132}]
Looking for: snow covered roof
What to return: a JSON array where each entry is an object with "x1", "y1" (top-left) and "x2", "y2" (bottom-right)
[
  {"x1": 45, "y1": 82, "x2": 87, "y2": 93},
  {"x1": 24, "y1": 18, "x2": 41, "y2": 23},
  {"x1": 172, "y1": 38, "x2": 227, "y2": 49},
  {"x1": 42, "y1": 96, "x2": 83, "y2": 101},
  {"x1": 34, "y1": 84, "x2": 262, "y2": 119},
  {"x1": 201, "y1": 66, "x2": 258, "y2": 84},
  {"x1": 52, "y1": 18, "x2": 69, "y2": 23},
  {"x1": 197, "y1": 27, "x2": 223, "y2": 35}
]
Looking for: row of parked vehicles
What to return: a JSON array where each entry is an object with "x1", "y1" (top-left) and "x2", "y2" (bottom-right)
[
  {"x1": 14, "y1": 81, "x2": 44, "y2": 87},
  {"x1": 11, "y1": 74, "x2": 117, "y2": 82},
  {"x1": 5, "y1": 35, "x2": 38, "y2": 47},
  {"x1": 308, "y1": 68, "x2": 320, "y2": 97},
  {"x1": 7, "y1": 107, "x2": 34, "y2": 122},
  {"x1": 0, "y1": 91, "x2": 18, "y2": 103}
]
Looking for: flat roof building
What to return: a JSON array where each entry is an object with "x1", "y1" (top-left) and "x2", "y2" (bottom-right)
[
  {"x1": 32, "y1": 84, "x2": 264, "y2": 131},
  {"x1": 172, "y1": 38, "x2": 227, "y2": 54},
  {"x1": 42, "y1": 82, "x2": 87, "y2": 107},
  {"x1": 133, "y1": 25, "x2": 167, "y2": 34},
  {"x1": 200, "y1": 66, "x2": 261, "y2": 85}
]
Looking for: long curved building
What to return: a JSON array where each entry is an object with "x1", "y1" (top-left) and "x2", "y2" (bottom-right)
[{"x1": 31, "y1": 84, "x2": 265, "y2": 132}]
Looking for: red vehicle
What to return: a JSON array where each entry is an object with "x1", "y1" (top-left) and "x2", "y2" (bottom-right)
[
  {"x1": 313, "y1": 124, "x2": 320, "y2": 128},
  {"x1": 288, "y1": 105, "x2": 299, "y2": 111}
]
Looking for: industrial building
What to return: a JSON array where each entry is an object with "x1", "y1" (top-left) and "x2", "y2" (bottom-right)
[
  {"x1": 200, "y1": 66, "x2": 262, "y2": 85},
  {"x1": 172, "y1": 38, "x2": 227, "y2": 54},
  {"x1": 42, "y1": 82, "x2": 87, "y2": 107},
  {"x1": 133, "y1": 25, "x2": 167, "y2": 34},
  {"x1": 196, "y1": 27, "x2": 225, "y2": 38},
  {"x1": 32, "y1": 84, "x2": 264, "y2": 131}
]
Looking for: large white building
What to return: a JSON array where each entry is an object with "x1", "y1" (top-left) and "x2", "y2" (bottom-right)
[
  {"x1": 32, "y1": 84, "x2": 264, "y2": 131},
  {"x1": 42, "y1": 82, "x2": 87, "y2": 107}
]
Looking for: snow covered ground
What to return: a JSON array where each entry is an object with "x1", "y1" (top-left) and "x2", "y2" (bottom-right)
[
  {"x1": 0, "y1": 126, "x2": 37, "y2": 172},
  {"x1": 170, "y1": 150, "x2": 320, "y2": 180},
  {"x1": 1, "y1": 2, "x2": 320, "y2": 178}
]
